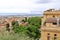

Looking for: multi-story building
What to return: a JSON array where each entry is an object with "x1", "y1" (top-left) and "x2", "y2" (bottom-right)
[{"x1": 41, "y1": 9, "x2": 60, "y2": 40}]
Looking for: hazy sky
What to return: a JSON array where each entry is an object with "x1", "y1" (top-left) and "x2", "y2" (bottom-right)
[{"x1": 0, "y1": 0, "x2": 60, "y2": 15}]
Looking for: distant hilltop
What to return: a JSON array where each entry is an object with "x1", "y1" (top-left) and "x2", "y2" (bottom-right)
[{"x1": 0, "y1": 14, "x2": 42, "y2": 17}]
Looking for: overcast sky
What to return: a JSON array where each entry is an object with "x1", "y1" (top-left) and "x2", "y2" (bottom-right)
[{"x1": 0, "y1": 0, "x2": 60, "y2": 15}]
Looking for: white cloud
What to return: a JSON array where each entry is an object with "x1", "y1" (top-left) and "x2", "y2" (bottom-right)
[
  {"x1": 37, "y1": 0, "x2": 60, "y2": 3},
  {"x1": 0, "y1": 0, "x2": 60, "y2": 15},
  {"x1": 0, "y1": 0, "x2": 37, "y2": 13}
]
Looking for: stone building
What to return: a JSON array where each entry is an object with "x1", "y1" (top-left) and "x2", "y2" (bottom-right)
[{"x1": 41, "y1": 9, "x2": 60, "y2": 40}]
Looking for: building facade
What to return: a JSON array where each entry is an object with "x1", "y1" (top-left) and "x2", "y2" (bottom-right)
[{"x1": 41, "y1": 9, "x2": 60, "y2": 40}]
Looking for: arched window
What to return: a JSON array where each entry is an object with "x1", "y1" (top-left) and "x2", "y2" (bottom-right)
[
  {"x1": 54, "y1": 34, "x2": 57, "y2": 40},
  {"x1": 53, "y1": 15, "x2": 55, "y2": 18},
  {"x1": 54, "y1": 34, "x2": 57, "y2": 36},
  {"x1": 6, "y1": 23, "x2": 10, "y2": 32},
  {"x1": 47, "y1": 33, "x2": 50, "y2": 40},
  {"x1": 43, "y1": 22, "x2": 46, "y2": 26},
  {"x1": 48, "y1": 33, "x2": 50, "y2": 35}
]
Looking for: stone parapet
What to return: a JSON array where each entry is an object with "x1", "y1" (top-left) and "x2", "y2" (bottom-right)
[{"x1": 41, "y1": 26, "x2": 60, "y2": 32}]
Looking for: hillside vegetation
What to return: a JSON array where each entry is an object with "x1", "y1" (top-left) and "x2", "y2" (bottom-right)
[{"x1": 0, "y1": 17, "x2": 41, "y2": 40}]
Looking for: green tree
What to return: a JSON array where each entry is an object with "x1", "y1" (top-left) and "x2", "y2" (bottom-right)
[
  {"x1": 12, "y1": 21, "x2": 19, "y2": 26},
  {"x1": 24, "y1": 17, "x2": 27, "y2": 22},
  {"x1": 27, "y1": 17, "x2": 41, "y2": 40},
  {"x1": 26, "y1": 25, "x2": 40, "y2": 40},
  {"x1": 12, "y1": 17, "x2": 41, "y2": 40},
  {"x1": 11, "y1": 21, "x2": 27, "y2": 34},
  {"x1": 12, "y1": 21, "x2": 19, "y2": 33},
  {"x1": 28, "y1": 17, "x2": 41, "y2": 28}
]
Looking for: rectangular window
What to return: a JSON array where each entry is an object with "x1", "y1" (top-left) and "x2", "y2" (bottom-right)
[
  {"x1": 47, "y1": 36, "x2": 50, "y2": 40},
  {"x1": 53, "y1": 22, "x2": 57, "y2": 25},
  {"x1": 54, "y1": 37, "x2": 56, "y2": 40}
]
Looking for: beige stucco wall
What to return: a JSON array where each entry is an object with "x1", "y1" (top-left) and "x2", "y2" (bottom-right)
[
  {"x1": 41, "y1": 30, "x2": 60, "y2": 40},
  {"x1": 41, "y1": 10, "x2": 60, "y2": 40}
]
